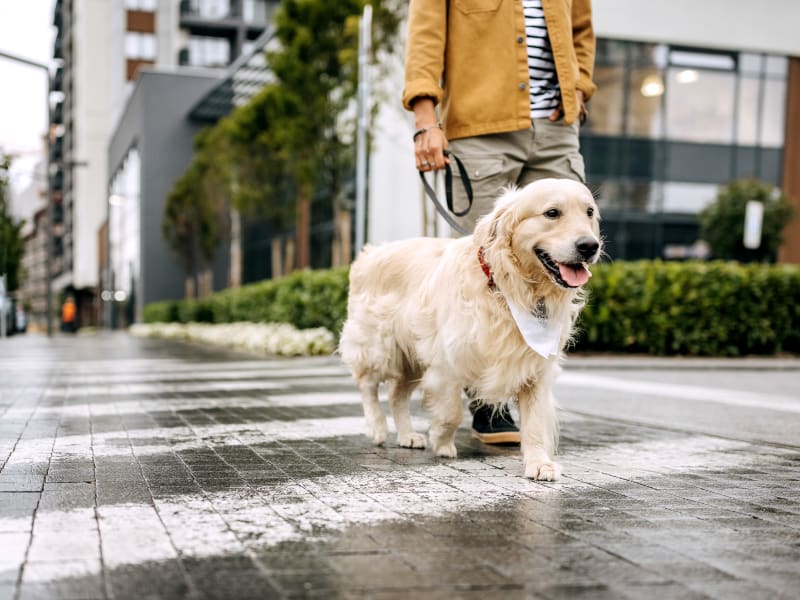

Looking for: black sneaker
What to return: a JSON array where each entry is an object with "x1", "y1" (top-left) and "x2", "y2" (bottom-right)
[{"x1": 470, "y1": 402, "x2": 521, "y2": 444}]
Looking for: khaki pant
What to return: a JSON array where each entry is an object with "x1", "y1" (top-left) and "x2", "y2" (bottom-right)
[{"x1": 448, "y1": 119, "x2": 585, "y2": 234}]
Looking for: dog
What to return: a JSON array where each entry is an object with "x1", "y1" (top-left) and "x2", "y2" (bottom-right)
[{"x1": 338, "y1": 178, "x2": 601, "y2": 480}]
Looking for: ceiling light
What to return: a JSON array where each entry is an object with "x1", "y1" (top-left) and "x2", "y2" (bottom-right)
[
  {"x1": 640, "y1": 74, "x2": 664, "y2": 97},
  {"x1": 675, "y1": 69, "x2": 698, "y2": 84}
]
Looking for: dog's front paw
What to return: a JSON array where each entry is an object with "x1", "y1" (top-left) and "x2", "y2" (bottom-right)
[
  {"x1": 524, "y1": 461, "x2": 561, "y2": 481},
  {"x1": 369, "y1": 423, "x2": 388, "y2": 446},
  {"x1": 433, "y1": 442, "x2": 458, "y2": 458},
  {"x1": 397, "y1": 432, "x2": 427, "y2": 449}
]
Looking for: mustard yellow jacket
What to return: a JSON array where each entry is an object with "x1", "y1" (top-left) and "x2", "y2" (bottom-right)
[{"x1": 403, "y1": 0, "x2": 596, "y2": 140}]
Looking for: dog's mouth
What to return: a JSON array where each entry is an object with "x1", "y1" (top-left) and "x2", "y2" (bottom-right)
[{"x1": 535, "y1": 249, "x2": 592, "y2": 288}]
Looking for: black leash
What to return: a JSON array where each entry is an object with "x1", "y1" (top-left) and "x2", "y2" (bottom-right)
[{"x1": 418, "y1": 150, "x2": 473, "y2": 235}]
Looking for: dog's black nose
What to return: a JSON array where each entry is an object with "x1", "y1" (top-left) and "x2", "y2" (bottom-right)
[{"x1": 576, "y1": 237, "x2": 599, "y2": 260}]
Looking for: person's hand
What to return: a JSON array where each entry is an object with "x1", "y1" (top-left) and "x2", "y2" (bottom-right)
[
  {"x1": 549, "y1": 90, "x2": 588, "y2": 123},
  {"x1": 411, "y1": 97, "x2": 449, "y2": 172},
  {"x1": 576, "y1": 89, "x2": 588, "y2": 123}
]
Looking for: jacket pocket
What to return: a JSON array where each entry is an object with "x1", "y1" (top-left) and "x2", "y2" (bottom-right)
[{"x1": 454, "y1": 0, "x2": 503, "y2": 14}]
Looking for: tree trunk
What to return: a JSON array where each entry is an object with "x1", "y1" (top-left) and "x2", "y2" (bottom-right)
[
  {"x1": 198, "y1": 267, "x2": 213, "y2": 297},
  {"x1": 333, "y1": 208, "x2": 352, "y2": 265},
  {"x1": 295, "y1": 185, "x2": 311, "y2": 270},
  {"x1": 184, "y1": 275, "x2": 195, "y2": 300},
  {"x1": 270, "y1": 236, "x2": 283, "y2": 280},
  {"x1": 284, "y1": 238, "x2": 296, "y2": 276},
  {"x1": 229, "y1": 207, "x2": 242, "y2": 288}
]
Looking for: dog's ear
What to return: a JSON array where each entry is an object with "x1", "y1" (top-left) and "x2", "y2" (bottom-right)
[
  {"x1": 474, "y1": 206, "x2": 505, "y2": 246},
  {"x1": 474, "y1": 189, "x2": 517, "y2": 247}
]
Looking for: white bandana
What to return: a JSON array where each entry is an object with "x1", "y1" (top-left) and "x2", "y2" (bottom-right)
[{"x1": 506, "y1": 300, "x2": 563, "y2": 358}]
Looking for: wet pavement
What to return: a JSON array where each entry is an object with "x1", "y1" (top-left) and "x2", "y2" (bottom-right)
[{"x1": 1, "y1": 333, "x2": 799, "y2": 600}]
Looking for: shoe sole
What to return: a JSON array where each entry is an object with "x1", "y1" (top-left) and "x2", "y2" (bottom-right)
[{"x1": 471, "y1": 429, "x2": 521, "y2": 445}]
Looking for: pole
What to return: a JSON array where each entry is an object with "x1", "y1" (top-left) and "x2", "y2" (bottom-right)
[
  {"x1": 354, "y1": 4, "x2": 372, "y2": 257},
  {"x1": 0, "y1": 51, "x2": 53, "y2": 337},
  {"x1": 0, "y1": 274, "x2": 6, "y2": 339}
]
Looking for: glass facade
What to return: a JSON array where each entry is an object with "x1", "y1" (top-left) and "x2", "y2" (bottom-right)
[
  {"x1": 106, "y1": 149, "x2": 141, "y2": 328},
  {"x1": 582, "y1": 40, "x2": 788, "y2": 259}
]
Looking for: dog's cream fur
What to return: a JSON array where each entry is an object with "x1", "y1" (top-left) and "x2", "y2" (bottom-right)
[{"x1": 339, "y1": 179, "x2": 601, "y2": 480}]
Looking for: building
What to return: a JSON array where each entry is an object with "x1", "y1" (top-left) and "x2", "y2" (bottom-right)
[
  {"x1": 106, "y1": 68, "x2": 224, "y2": 326},
  {"x1": 50, "y1": 0, "x2": 274, "y2": 329},
  {"x1": 100, "y1": 0, "x2": 800, "y2": 325},
  {"x1": 18, "y1": 207, "x2": 49, "y2": 332},
  {"x1": 104, "y1": 25, "x2": 279, "y2": 325}
]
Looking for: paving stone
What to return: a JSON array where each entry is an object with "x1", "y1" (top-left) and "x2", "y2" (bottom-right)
[{"x1": 1, "y1": 334, "x2": 799, "y2": 599}]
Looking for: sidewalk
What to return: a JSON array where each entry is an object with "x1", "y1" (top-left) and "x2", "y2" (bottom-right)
[{"x1": 1, "y1": 333, "x2": 798, "y2": 599}]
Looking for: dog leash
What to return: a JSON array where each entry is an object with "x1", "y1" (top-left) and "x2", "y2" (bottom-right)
[{"x1": 418, "y1": 150, "x2": 473, "y2": 236}]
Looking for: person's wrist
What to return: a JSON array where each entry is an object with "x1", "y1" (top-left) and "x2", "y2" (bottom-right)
[
  {"x1": 411, "y1": 97, "x2": 437, "y2": 127},
  {"x1": 413, "y1": 122, "x2": 442, "y2": 142}
]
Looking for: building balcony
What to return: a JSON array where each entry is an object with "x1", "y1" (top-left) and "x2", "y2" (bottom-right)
[
  {"x1": 50, "y1": 137, "x2": 63, "y2": 163},
  {"x1": 51, "y1": 66, "x2": 64, "y2": 92},
  {"x1": 51, "y1": 101, "x2": 64, "y2": 125},
  {"x1": 53, "y1": 32, "x2": 64, "y2": 60},
  {"x1": 53, "y1": 0, "x2": 62, "y2": 27},
  {"x1": 53, "y1": 201, "x2": 64, "y2": 225},
  {"x1": 179, "y1": 0, "x2": 271, "y2": 34},
  {"x1": 51, "y1": 170, "x2": 64, "y2": 192}
]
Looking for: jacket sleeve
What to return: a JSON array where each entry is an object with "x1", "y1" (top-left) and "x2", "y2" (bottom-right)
[
  {"x1": 402, "y1": 0, "x2": 447, "y2": 111},
  {"x1": 572, "y1": 0, "x2": 597, "y2": 101}
]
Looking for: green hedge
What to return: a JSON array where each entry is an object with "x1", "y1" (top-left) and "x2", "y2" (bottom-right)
[
  {"x1": 575, "y1": 261, "x2": 800, "y2": 356},
  {"x1": 143, "y1": 266, "x2": 350, "y2": 337},
  {"x1": 143, "y1": 261, "x2": 800, "y2": 357}
]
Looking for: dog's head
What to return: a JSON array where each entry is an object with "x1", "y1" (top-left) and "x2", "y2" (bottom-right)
[{"x1": 474, "y1": 178, "x2": 602, "y2": 298}]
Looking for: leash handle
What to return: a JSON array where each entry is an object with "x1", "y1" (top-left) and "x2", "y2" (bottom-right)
[{"x1": 419, "y1": 150, "x2": 473, "y2": 235}]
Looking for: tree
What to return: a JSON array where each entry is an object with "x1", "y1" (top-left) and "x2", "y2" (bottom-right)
[
  {"x1": 162, "y1": 0, "x2": 404, "y2": 280},
  {"x1": 0, "y1": 155, "x2": 25, "y2": 292},
  {"x1": 162, "y1": 130, "x2": 230, "y2": 298},
  {"x1": 263, "y1": 0, "x2": 402, "y2": 268},
  {"x1": 699, "y1": 179, "x2": 795, "y2": 262}
]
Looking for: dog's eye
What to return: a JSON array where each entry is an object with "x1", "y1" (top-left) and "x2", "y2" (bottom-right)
[
  {"x1": 544, "y1": 208, "x2": 561, "y2": 219},
  {"x1": 587, "y1": 207, "x2": 594, "y2": 218}
]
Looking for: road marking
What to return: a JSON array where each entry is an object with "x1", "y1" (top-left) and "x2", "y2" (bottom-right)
[{"x1": 558, "y1": 372, "x2": 800, "y2": 413}]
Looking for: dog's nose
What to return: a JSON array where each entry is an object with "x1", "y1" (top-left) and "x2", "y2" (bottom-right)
[{"x1": 575, "y1": 237, "x2": 599, "y2": 260}]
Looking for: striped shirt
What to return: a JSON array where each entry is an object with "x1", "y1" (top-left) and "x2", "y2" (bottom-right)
[{"x1": 522, "y1": 0, "x2": 561, "y2": 119}]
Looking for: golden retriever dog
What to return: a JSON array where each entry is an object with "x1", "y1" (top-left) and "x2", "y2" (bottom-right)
[{"x1": 339, "y1": 179, "x2": 601, "y2": 480}]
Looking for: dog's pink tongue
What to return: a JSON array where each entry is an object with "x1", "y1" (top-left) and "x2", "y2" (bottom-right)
[{"x1": 559, "y1": 264, "x2": 591, "y2": 287}]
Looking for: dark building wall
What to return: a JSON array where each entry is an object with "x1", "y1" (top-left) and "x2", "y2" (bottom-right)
[{"x1": 108, "y1": 69, "x2": 223, "y2": 315}]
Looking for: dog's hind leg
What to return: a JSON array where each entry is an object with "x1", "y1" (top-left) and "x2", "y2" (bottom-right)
[
  {"x1": 388, "y1": 379, "x2": 426, "y2": 449},
  {"x1": 423, "y1": 378, "x2": 463, "y2": 458},
  {"x1": 357, "y1": 374, "x2": 388, "y2": 446},
  {"x1": 517, "y1": 382, "x2": 561, "y2": 481}
]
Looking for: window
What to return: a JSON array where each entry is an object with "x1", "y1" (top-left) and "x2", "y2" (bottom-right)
[
  {"x1": 665, "y1": 67, "x2": 736, "y2": 143},
  {"x1": 627, "y1": 66, "x2": 663, "y2": 138},
  {"x1": 125, "y1": 32, "x2": 157, "y2": 60},
  {"x1": 761, "y1": 78, "x2": 787, "y2": 148},
  {"x1": 191, "y1": 0, "x2": 230, "y2": 18},
  {"x1": 583, "y1": 64, "x2": 624, "y2": 136},
  {"x1": 189, "y1": 36, "x2": 230, "y2": 67},
  {"x1": 125, "y1": 0, "x2": 157, "y2": 10}
]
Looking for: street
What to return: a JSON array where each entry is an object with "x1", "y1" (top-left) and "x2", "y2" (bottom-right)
[{"x1": 1, "y1": 333, "x2": 799, "y2": 599}]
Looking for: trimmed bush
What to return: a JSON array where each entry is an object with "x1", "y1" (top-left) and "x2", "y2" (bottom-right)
[
  {"x1": 143, "y1": 261, "x2": 800, "y2": 357},
  {"x1": 699, "y1": 179, "x2": 795, "y2": 262},
  {"x1": 142, "y1": 300, "x2": 180, "y2": 324},
  {"x1": 143, "y1": 266, "x2": 350, "y2": 336},
  {"x1": 574, "y1": 261, "x2": 800, "y2": 356}
]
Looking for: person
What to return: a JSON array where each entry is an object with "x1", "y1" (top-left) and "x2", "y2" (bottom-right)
[
  {"x1": 403, "y1": 0, "x2": 596, "y2": 443},
  {"x1": 61, "y1": 295, "x2": 76, "y2": 333}
]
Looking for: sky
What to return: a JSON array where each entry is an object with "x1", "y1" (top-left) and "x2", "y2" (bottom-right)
[{"x1": 0, "y1": 0, "x2": 56, "y2": 208}]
